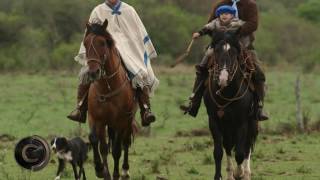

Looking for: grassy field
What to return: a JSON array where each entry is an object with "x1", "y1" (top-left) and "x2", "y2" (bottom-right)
[{"x1": 0, "y1": 66, "x2": 319, "y2": 179}]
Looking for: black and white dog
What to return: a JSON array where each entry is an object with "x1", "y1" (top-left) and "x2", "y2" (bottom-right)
[{"x1": 51, "y1": 137, "x2": 89, "y2": 180}]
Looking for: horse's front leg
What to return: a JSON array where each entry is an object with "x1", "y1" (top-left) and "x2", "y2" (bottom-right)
[
  {"x1": 121, "y1": 135, "x2": 131, "y2": 179},
  {"x1": 98, "y1": 126, "x2": 112, "y2": 180},
  {"x1": 209, "y1": 116, "x2": 223, "y2": 180},
  {"x1": 234, "y1": 122, "x2": 248, "y2": 179},
  {"x1": 111, "y1": 131, "x2": 122, "y2": 180},
  {"x1": 223, "y1": 134, "x2": 235, "y2": 180},
  {"x1": 243, "y1": 150, "x2": 252, "y2": 180},
  {"x1": 89, "y1": 125, "x2": 104, "y2": 178}
]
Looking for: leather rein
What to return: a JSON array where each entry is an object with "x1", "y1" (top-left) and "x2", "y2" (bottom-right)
[
  {"x1": 86, "y1": 35, "x2": 129, "y2": 102},
  {"x1": 208, "y1": 46, "x2": 253, "y2": 114}
]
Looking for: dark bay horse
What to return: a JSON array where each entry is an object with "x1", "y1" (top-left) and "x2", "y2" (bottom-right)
[
  {"x1": 203, "y1": 32, "x2": 258, "y2": 180},
  {"x1": 84, "y1": 19, "x2": 137, "y2": 180}
]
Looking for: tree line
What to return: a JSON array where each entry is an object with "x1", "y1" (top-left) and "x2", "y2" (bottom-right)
[{"x1": 0, "y1": 0, "x2": 319, "y2": 71}]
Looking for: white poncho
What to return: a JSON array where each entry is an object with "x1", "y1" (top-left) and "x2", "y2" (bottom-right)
[{"x1": 75, "y1": 2, "x2": 159, "y2": 94}]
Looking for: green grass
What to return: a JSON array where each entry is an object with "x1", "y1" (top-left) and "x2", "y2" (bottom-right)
[{"x1": 0, "y1": 67, "x2": 319, "y2": 179}]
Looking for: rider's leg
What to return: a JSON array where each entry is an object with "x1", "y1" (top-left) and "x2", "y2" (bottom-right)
[
  {"x1": 180, "y1": 51, "x2": 210, "y2": 117},
  {"x1": 250, "y1": 50, "x2": 269, "y2": 121},
  {"x1": 67, "y1": 83, "x2": 90, "y2": 123},
  {"x1": 137, "y1": 86, "x2": 156, "y2": 127},
  {"x1": 67, "y1": 66, "x2": 91, "y2": 123}
]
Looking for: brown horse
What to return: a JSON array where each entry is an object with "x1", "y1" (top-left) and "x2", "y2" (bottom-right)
[{"x1": 84, "y1": 19, "x2": 137, "y2": 180}]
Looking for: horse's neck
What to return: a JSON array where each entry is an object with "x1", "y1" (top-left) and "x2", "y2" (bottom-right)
[{"x1": 97, "y1": 49, "x2": 126, "y2": 91}]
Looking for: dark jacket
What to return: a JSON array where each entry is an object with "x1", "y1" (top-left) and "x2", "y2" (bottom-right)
[{"x1": 208, "y1": 0, "x2": 258, "y2": 43}]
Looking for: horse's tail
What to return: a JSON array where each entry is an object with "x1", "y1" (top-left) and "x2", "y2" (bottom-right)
[{"x1": 108, "y1": 119, "x2": 135, "y2": 153}]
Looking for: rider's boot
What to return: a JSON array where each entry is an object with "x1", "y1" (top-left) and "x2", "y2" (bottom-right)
[
  {"x1": 254, "y1": 81, "x2": 269, "y2": 121},
  {"x1": 137, "y1": 87, "x2": 156, "y2": 127},
  {"x1": 67, "y1": 84, "x2": 90, "y2": 123},
  {"x1": 180, "y1": 65, "x2": 208, "y2": 117}
]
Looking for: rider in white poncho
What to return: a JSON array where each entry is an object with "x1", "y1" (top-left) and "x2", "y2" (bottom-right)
[{"x1": 68, "y1": 0, "x2": 159, "y2": 126}]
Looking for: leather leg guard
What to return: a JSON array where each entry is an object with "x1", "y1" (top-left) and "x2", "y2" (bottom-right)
[
  {"x1": 180, "y1": 65, "x2": 208, "y2": 117},
  {"x1": 137, "y1": 87, "x2": 155, "y2": 127},
  {"x1": 67, "y1": 83, "x2": 90, "y2": 123},
  {"x1": 250, "y1": 50, "x2": 268, "y2": 121}
]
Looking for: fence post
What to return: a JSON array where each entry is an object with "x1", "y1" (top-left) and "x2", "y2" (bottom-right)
[{"x1": 295, "y1": 75, "x2": 304, "y2": 132}]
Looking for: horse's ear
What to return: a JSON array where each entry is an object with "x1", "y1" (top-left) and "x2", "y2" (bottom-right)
[{"x1": 102, "y1": 19, "x2": 108, "y2": 29}]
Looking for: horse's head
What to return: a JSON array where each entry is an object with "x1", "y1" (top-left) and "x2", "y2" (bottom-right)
[
  {"x1": 84, "y1": 19, "x2": 115, "y2": 81},
  {"x1": 212, "y1": 31, "x2": 241, "y2": 88}
]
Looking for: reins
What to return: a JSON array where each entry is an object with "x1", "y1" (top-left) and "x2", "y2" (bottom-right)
[{"x1": 208, "y1": 48, "x2": 253, "y2": 112}]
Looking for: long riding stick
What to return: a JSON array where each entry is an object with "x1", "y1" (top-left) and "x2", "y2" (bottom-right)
[{"x1": 171, "y1": 39, "x2": 194, "y2": 68}]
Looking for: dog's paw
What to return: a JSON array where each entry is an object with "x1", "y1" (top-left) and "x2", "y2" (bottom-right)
[{"x1": 54, "y1": 176, "x2": 60, "y2": 180}]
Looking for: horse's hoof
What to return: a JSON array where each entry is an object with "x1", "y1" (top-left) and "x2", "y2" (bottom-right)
[
  {"x1": 95, "y1": 168, "x2": 104, "y2": 178},
  {"x1": 95, "y1": 172, "x2": 104, "y2": 178},
  {"x1": 121, "y1": 175, "x2": 130, "y2": 180},
  {"x1": 242, "y1": 174, "x2": 251, "y2": 180},
  {"x1": 102, "y1": 174, "x2": 111, "y2": 180},
  {"x1": 121, "y1": 169, "x2": 130, "y2": 179},
  {"x1": 113, "y1": 174, "x2": 120, "y2": 180}
]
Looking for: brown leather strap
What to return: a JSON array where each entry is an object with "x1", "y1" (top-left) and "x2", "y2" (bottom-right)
[{"x1": 97, "y1": 79, "x2": 129, "y2": 102}]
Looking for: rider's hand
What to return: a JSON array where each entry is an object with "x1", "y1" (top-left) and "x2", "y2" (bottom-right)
[{"x1": 192, "y1": 32, "x2": 200, "y2": 39}]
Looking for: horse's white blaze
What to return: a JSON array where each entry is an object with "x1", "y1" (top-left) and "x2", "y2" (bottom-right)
[
  {"x1": 219, "y1": 64, "x2": 229, "y2": 88},
  {"x1": 226, "y1": 156, "x2": 235, "y2": 180},
  {"x1": 122, "y1": 169, "x2": 130, "y2": 177},
  {"x1": 223, "y1": 43, "x2": 231, "y2": 52}
]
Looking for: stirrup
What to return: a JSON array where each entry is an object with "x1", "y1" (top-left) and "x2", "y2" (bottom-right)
[
  {"x1": 179, "y1": 103, "x2": 198, "y2": 117},
  {"x1": 257, "y1": 108, "x2": 269, "y2": 121},
  {"x1": 141, "y1": 110, "x2": 156, "y2": 127},
  {"x1": 180, "y1": 104, "x2": 191, "y2": 114},
  {"x1": 67, "y1": 108, "x2": 86, "y2": 123}
]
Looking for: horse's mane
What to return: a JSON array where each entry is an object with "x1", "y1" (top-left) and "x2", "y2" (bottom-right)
[{"x1": 213, "y1": 31, "x2": 241, "y2": 53}]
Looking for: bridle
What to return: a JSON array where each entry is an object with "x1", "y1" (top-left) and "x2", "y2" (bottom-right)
[
  {"x1": 208, "y1": 41, "x2": 253, "y2": 117},
  {"x1": 86, "y1": 34, "x2": 129, "y2": 102},
  {"x1": 86, "y1": 34, "x2": 122, "y2": 80},
  {"x1": 212, "y1": 42, "x2": 239, "y2": 83}
]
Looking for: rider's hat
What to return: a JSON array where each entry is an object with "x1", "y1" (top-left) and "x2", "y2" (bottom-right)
[{"x1": 215, "y1": 5, "x2": 236, "y2": 17}]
